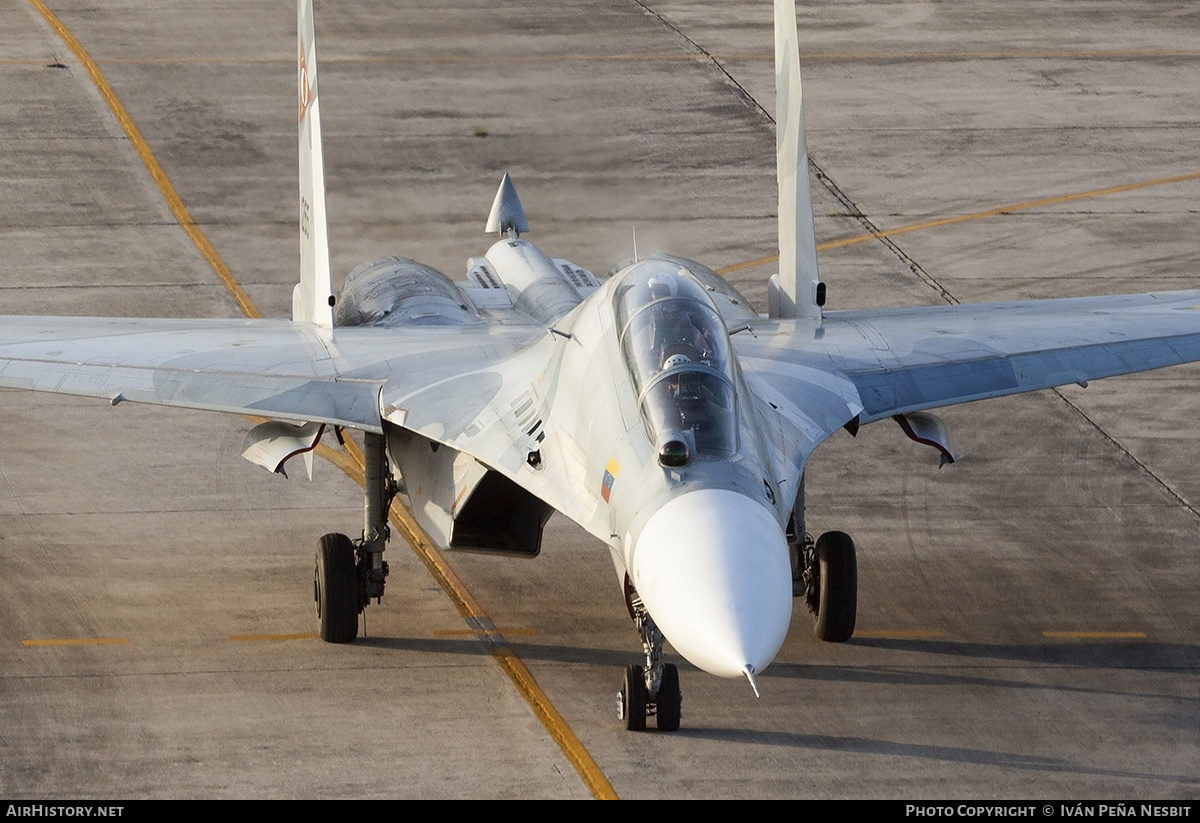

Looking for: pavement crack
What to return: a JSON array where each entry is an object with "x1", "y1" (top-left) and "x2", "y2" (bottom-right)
[
  {"x1": 1048, "y1": 387, "x2": 1200, "y2": 521},
  {"x1": 629, "y1": 0, "x2": 775, "y2": 121},
  {"x1": 630, "y1": 1, "x2": 961, "y2": 306},
  {"x1": 809, "y1": 159, "x2": 962, "y2": 306}
]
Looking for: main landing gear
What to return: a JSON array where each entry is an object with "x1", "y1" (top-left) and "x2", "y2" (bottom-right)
[
  {"x1": 313, "y1": 431, "x2": 395, "y2": 642},
  {"x1": 793, "y1": 529, "x2": 857, "y2": 642},
  {"x1": 618, "y1": 579, "x2": 682, "y2": 731}
]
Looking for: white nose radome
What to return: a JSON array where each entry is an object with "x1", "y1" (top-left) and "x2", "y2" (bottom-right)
[{"x1": 631, "y1": 489, "x2": 792, "y2": 679}]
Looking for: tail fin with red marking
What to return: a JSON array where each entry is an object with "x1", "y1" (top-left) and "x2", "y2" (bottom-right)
[{"x1": 294, "y1": 0, "x2": 335, "y2": 328}]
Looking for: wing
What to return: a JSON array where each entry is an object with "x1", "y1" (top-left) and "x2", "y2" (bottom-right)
[
  {"x1": 0, "y1": 315, "x2": 537, "y2": 433},
  {"x1": 738, "y1": 289, "x2": 1200, "y2": 473}
]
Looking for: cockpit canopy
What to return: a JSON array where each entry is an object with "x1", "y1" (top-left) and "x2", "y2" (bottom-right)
[{"x1": 615, "y1": 261, "x2": 738, "y2": 464}]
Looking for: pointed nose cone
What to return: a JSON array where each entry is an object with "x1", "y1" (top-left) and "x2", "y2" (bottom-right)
[{"x1": 631, "y1": 489, "x2": 792, "y2": 679}]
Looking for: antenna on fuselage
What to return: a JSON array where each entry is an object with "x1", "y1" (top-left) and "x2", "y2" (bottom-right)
[
  {"x1": 485, "y1": 172, "x2": 529, "y2": 238},
  {"x1": 769, "y1": 0, "x2": 823, "y2": 320}
]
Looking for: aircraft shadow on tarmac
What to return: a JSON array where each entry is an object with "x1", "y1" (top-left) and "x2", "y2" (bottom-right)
[
  {"x1": 763, "y1": 659, "x2": 1200, "y2": 714},
  {"x1": 354, "y1": 632, "x2": 1199, "y2": 674},
  {"x1": 842, "y1": 636, "x2": 1200, "y2": 670},
  {"x1": 669, "y1": 727, "x2": 1200, "y2": 787},
  {"x1": 353, "y1": 632, "x2": 1198, "y2": 781},
  {"x1": 351, "y1": 633, "x2": 1200, "y2": 726},
  {"x1": 765, "y1": 638, "x2": 1200, "y2": 708},
  {"x1": 350, "y1": 633, "x2": 634, "y2": 668}
]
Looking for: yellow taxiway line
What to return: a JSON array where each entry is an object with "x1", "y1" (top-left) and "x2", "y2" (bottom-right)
[
  {"x1": 32, "y1": 1, "x2": 615, "y2": 800},
  {"x1": 27, "y1": 0, "x2": 260, "y2": 320},
  {"x1": 717, "y1": 170, "x2": 1200, "y2": 275},
  {"x1": 820, "y1": 171, "x2": 1200, "y2": 253},
  {"x1": 331, "y1": 440, "x2": 619, "y2": 800}
]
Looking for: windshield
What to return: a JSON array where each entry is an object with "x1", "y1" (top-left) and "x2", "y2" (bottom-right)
[{"x1": 615, "y1": 262, "x2": 737, "y2": 461}]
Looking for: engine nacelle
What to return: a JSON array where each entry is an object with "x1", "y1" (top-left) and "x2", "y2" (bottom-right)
[{"x1": 337, "y1": 256, "x2": 480, "y2": 327}]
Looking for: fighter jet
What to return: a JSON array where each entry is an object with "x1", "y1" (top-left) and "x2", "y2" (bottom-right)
[{"x1": 3, "y1": 0, "x2": 1199, "y2": 733}]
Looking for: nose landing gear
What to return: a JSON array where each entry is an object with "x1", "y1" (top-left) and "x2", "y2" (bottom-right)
[{"x1": 617, "y1": 580, "x2": 682, "y2": 731}]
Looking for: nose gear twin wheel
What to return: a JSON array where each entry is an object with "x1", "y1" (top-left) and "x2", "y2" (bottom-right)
[{"x1": 617, "y1": 663, "x2": 682, "y2": 732}]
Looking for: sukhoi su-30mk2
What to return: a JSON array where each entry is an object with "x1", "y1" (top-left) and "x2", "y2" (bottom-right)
[{"x1": 4, "y1": 0, "x2": 1200, "y2": 731}]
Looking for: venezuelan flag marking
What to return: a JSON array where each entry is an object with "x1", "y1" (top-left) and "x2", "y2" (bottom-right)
[{"x1": 601, "y1": 458, "x2": 620, "y2": 502}]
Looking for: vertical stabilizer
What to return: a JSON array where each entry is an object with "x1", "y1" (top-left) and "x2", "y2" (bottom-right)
[
  {"x1": 771, "y1": 0, "x2": 822, "y2": 320},
  {"x1": 294, "y1": 0, "x2": 335, "y2": 328}
]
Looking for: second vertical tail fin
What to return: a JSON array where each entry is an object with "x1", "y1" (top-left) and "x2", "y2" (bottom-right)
[{"x1": 771, "y1": 0, "x2": 822, "y2": 320}]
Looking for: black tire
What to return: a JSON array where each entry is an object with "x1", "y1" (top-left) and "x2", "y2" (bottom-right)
[
  {"x1": 813, "y1": 531, "x2": 856, "y2": 642},
  {"x1": 314, "y1": 533, "x2": 359, "y2": 643},
  {"x1": 620, "y1": 664, "x2": 647, "y2": 731},
  {"x1": 655, "y1": 663, "x2": 682, "y2": 732}
]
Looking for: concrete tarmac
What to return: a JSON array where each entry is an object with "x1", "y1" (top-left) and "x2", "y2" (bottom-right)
[{"x1": 0, "y1": 0, "x2": 1197, "y2": 799}]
